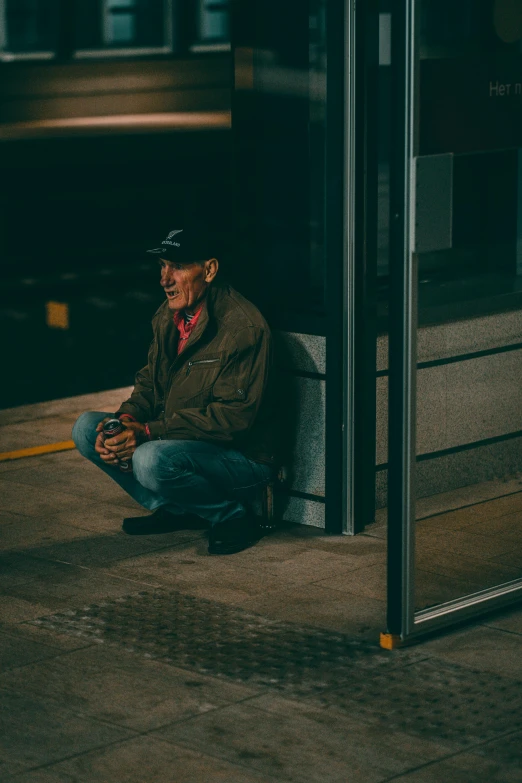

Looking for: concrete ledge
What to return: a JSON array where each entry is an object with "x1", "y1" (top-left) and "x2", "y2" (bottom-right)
[
  {"x1": 274, "y1": 331, "x2": 326, "y2": 375},
  {"x1": 377, "y1": 308, "x2": 522, "y2": 372}
]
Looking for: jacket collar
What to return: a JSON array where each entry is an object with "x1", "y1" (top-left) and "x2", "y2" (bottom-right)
[{"x1": 157, "y1": 282, "x2": 225, "y2": 359}]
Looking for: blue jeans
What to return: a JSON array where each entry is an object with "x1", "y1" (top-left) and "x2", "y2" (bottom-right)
[{"x1": 72, "y1": 411, "x2": 274, "y2": 527}]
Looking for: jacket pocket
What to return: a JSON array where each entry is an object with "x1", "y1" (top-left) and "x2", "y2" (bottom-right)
[
  {"x1": 170, "y1": 354, "x2": 224, "y2": 409},
  {"x1": 185, "y1": 357, "x2": 221, "y2": 376}
]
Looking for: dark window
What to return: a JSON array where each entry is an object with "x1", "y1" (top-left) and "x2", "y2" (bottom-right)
[
  {"x1": 0, "y1": 0, "x2": 232, "y2": 60},
  {"x1": 232, "y1": 0, "x2": 327, "y2": 323},
  {"x1": 196, "y1": 0, "x2": 229, "y2": 44},
  {"x1": 3, "y1": 0, "x2": 60, "y2": 54},
  {"x1": 75, "y1": 0, "x2": 168, "y2": 52}
]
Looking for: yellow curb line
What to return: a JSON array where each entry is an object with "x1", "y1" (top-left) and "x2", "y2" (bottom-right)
[{"x1": 0, "y1": 440, "x2": 77, "y2": 462}]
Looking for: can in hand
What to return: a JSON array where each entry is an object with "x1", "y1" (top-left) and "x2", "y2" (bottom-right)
[{"x1": 102, "y1": 418, "x2": 133, "y2": 473}]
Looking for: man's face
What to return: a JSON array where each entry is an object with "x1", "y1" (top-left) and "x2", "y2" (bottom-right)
[{"x1": 159, "y1": 258, "x2": 213, "y2": 313}]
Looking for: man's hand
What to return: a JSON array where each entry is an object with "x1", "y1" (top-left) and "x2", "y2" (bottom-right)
[
  {"x1": 94, "y1": 418, "x2": 147, "y2": 465},
  {"x1": 94, "y1": 417, "x2": 119, "y2": 466}
]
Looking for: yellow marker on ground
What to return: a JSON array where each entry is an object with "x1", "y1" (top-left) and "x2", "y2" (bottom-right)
[
  {"x1": 0, "y1": 440, "x2": 76, "y2": 462},
  {"x1": 46, "y1": 301, "x2": 69, "y2": 329},
  {"x1": 380, "y1": 633, "x2": 403, "y2": 650}
]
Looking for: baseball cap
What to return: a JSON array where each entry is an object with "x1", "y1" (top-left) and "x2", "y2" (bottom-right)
[{"x1": 146, "y1": 226, "x2": 215, "y2": 264}]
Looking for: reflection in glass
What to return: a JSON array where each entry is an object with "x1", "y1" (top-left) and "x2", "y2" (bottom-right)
[
  {"x1": 414, "y1": 0, "x2": 522, "y2": 612},
  {"x1": 378, "y1": 0, "x2": 522, "y2": 312}
]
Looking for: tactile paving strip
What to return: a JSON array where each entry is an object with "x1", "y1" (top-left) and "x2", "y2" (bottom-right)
[
  {"x1": 30, "y1": 588, "x2": 522, "y2": 749},
  {"x1": 30, "y1": 589, "x2": 388, "y2": 694},
  {"x1": 310, "y1": 657, "x2": 522, "y2": 748}
]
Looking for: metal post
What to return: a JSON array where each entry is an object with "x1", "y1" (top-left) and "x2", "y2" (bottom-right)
[
  {"x1": 325, "y1": 0, "x2": 350, "y2": 534},
  {"x1": 386, "y1": 0, "x2": 417, "y2": 638},
  {"x1": 353, "y1": 0, "x2": 379, "y2": 533}
]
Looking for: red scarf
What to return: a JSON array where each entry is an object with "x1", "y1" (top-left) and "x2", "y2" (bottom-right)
[{"x1": 173, "y1": 305, "x2": 203, "y2": 354}]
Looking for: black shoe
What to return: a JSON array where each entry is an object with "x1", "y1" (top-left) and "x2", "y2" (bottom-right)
[
  {"x1": 208, "y1": 515, "x2": 261, "y2": 555},
  {"x1": 122, "y1": 507, "x2": 204, "y2": 535}
]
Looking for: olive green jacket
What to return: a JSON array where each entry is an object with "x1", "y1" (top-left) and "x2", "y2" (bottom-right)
[{"x1": 115, "y1": 282, "x2": 279, "y2": 465}]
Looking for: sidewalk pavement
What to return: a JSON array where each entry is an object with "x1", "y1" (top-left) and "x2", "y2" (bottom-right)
[{"x1": 0, "y1": 390, "x2": 520, "y2": 782}]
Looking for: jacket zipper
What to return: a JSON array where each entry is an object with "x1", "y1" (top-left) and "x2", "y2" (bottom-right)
[{"x1": 186, "y1": 358, "x2": 220, "y2": 376}]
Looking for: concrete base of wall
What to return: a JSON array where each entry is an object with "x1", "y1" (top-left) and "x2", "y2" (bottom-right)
[{"x1": 376, "y1": 435, "x2": 522, "y2": 510}]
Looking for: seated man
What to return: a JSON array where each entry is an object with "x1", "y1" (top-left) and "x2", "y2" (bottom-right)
[{"x1": 72, "y1": 226, "x2": 278, "y2": 555}]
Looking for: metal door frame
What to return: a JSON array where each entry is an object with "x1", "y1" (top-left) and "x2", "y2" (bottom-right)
[
  {"x1": 325, "y1": 0, "x2": 378, "y2": 536},
  {"x1": 385, "y1": 0, "x2": 522, "y2": 644}
]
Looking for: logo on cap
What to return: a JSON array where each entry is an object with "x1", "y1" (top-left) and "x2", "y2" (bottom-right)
[{"x1": 167, "y1": 230, "x2": 183, "y2": 239}]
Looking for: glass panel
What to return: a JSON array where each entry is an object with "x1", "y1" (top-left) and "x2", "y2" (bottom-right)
[
  {"x1": 414, "y1": 0, "x2": 522, "y2": 614},
  {"x1": 418, "y1": 0, "x2": 522, "y2": 292},
  {"x1": 2, "y1": 0, "x2": 59, "y2": 53},
  {"x1": 379, "y1": 0, "x2": 522, "y2": 329}
]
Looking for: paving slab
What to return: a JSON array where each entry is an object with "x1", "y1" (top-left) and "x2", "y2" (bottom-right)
[
  {"x1": 0, "y1": 686, "x2": 135, "y2": 778},
  {"x1": 153, "y1": 697, "x2": 451, "y2": 783},
  {"x1": 0, "y1": 478, "x2": 98, "y2": 518},
  {"x1": 39, "y1": 500, "x2": 155, "y2": 535},
  {"x1": 210, "y1": 532, "x2": 317, "y2": 564},
  {"x1": 0, "y1": 448, "x2": 81, "y2": 474},
  {"x1": 0, "y1": 595, "x2": 62, "y2": 624},
  {"x1": 0, "y1": 620, "x2": 95, "y2": 654},
  {"x1": 0, "y1": 416, "x2": 78, "y2": 451},
  {"x1": 484, "y1": 605, "x2": 522, "y2": 635},
  {"x1": 415, "y1": 546, "x2": 521, "y2": 585},
  {"x1": 5, "y1": 735, "x2": 282, "y2": 783},
  {"x1": 0, "y1": 644, "x2": 263, "y2": 733},
  {"x1": 313, "y1": 562, "x2": 387, "y2": 600},
  {"x1": 1, "y1": 569, "x2": 154, "y2": 614},
  {"x1": 0, "y1": 458, "x2": 100, "y2": 488},
  {"x1": 305, "y1": 533, "x2": 387, "y2": 558},
  {"x1": 413, "y1": 481, "x2": 522, "y2": 521},
  {"x1": 467, "y1": 729, "x2": 522, "y2": 770},
  {"x1": 103, "y1": 545, "x2": 352, "y2": 600},
  {"x1": 490, "y1": 549, "x2": 522, "y2": 568},
  {"x1": 469, "y1": 510, "x2": 522, "y2": 539},
  {"x1": 417, "y1": 625, "x2": 522, "y2": 679},
  {"x1": 0, "y1": 628, "x2": 72, "y2": 673},
  {"x1": 0, "y1": 510, "x2": 36, "y2": 525},
  {"x1": 244, "y1": 547, "x2": 386, "y2": 581},
  {"x1": 0, "y1": 553, "x2": 89, "y2": 589},
  {"x1": 363, "y1": 522, "x2": 387, "y2": 540},
  {"x1": 0, "y1": 466, "x2": 146, "y2": 509},
  {"x1": 14, "y1": 529, "x2": 202, "y2": 568},
  {"x1": 415, "y1": 528, "x2": 516, "y2": 559},
  {"x1": 2, "y1": 460, "x2": 142, "y2": 507},
  {"x1": 0, "y1": 518, "x2": 97, "y2": 553},
  {"x1": 385, "y1": 750, "x2": 521, "y2": 783},
  {"x1": 237, "y1": 582, "x2": 386, "y2": 637},
  {"x1": 414, "y1": 569, "x2": 495, "y2": 611}
]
